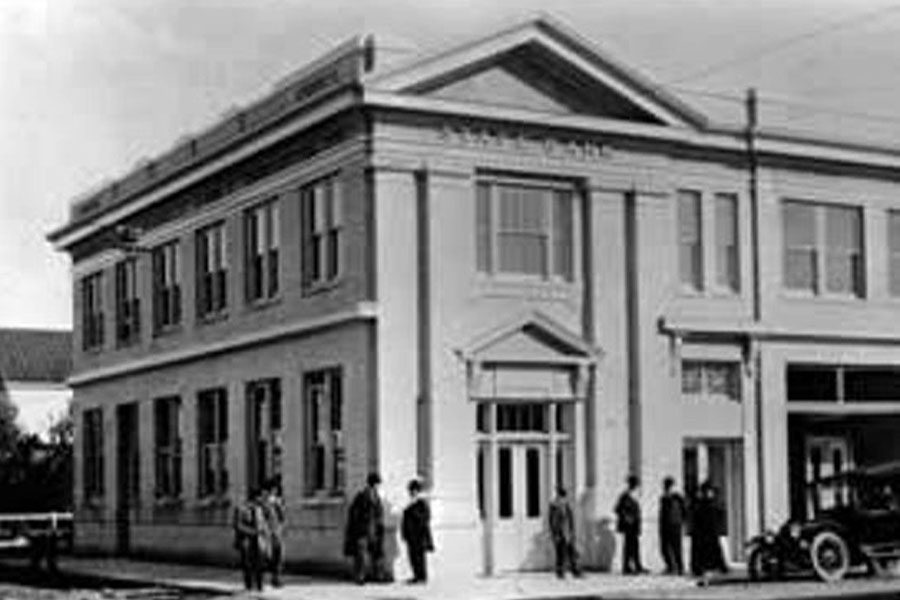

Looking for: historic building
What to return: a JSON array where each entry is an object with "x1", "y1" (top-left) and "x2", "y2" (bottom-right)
[{"x1": 48, "y1": 15, "x2": 900, "y2": 577}]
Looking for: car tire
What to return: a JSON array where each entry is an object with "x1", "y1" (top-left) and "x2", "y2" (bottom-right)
[
  {"x1": 810, "y1": 530, "x2": 849, "y2": 583},
  {"x1": 749, "y1": 547, "x2": 780, "y2": 581}
]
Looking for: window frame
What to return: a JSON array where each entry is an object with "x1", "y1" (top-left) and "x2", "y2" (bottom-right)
[
  {"x1": 475, "y1": 177, "x2": 576, "y2": 282},
  {"x1": 244, "y1": 199, "x2": 280, "y2": 304},
  {"x1": 300, "y1": 174, "x2": 343, "y2": 290},
  {"x1": 153, "y1": 396, "x2": 182, "y2": 500},
  {"x1": 195, "y1": 221, "x2": 228, "y2": 320},
  {"x1": 782, "y1": 200, "x2": 864, "y2": 298},
  {"x1": 888, "y1": 210, "x2": 900, "y2": 297},
  {"x1": 246, "y1": 378, "x2": 282, "y2": 493},
  {"x1": 114, "y1": 258, "x2": 141, "y2": 347},
  {"x1": 82, "y1": 408, "x2": 104, "y2": 500},
  {"x1": 196, "y1": 387, "x2": 229, "y2": 499},
  {"x1": 81, "y1": 272, "x2": 105, "y2": 351},
  {"x1": 303, "y1": 367, "x2": 344, "y2": 497},
  {"x1": 713, "y1": 193, "x2": 740, "y2": 293},
  {"x1": 681, "y1": 360, "x2": 742, "y2": 402},
  {"x1": 151, "y1": 240, "x2": 182, "y2": 333},
  {"x1": 677, "y1": 189, "x2": 704, "y2": 292}
]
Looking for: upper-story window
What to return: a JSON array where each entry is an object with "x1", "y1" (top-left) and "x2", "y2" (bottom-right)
[
  {"x1": 81, "y1": 272, "x2": 104, "y2": 351},
  {"x1": 115, "y1": 259, "x2": 140, "y2": 346},
  {"x1": 304, "y1": 368, "x2": 344, "y2": 497},
  {"x1": 154, "y1": 395, "x2": 182, "y2": 500},
  {"x1": 82, "y1": 407, "x2": 104, "y2": 500},
  {"x1": 677, "y1": 190, "x2": 703, "y2": 290},
  {"x1": 783, "y1": 200, "x2": 863, "y2": 296},
  {"x1": 196, "y1": 222, "x2": 228, "y2": 319},
  {"x1": 245, "y1": 200, "x2": 280, "y2": 303},
  {"x1": 301, "y1": 175, "x2": 342, "y2": 288},
  {"x1": 888, "y1": 211, "x2": 900, "y2": 297},
  {"x1": 476, "y1": 180, "x2": 574, "y2": 280},
  {"x1": 152, "y1": 241, "x2": 182, "y2": 332},
  {"x1": 682, "y1": 361, "x2": 741, "y2": 402},
  {"x1": 714, "y1": 193, "x2": 740, "y2": 292}
]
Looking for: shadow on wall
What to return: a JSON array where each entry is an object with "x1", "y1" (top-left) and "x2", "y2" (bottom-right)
[{"x1": 579, "y1": 491, "x2": 615, "y2": 571}]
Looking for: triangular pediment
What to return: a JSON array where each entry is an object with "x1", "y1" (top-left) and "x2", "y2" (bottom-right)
[
  {"x1": 366, "y1": 15, "x2": 707, "y2": 128},
  {"x1": 463, "y1": 310, "x2": 599, "y2": 365}
]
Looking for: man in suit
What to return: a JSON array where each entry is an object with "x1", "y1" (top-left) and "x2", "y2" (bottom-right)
[
  {"x1": 344, "y1": 472, "x2": 387, "y2": 584},
  {"x1": 548, "y1": 486, "x2": 581, "y2": 578},
  {"x1": 401, "y1": 478, "x2": 434, "y2": 584},
  {"x1": 658, "y1": 476, "x2": 686, "y2": 575},
  {"x1": 614, "y1": 475, "x2": 647, "y2": 575}
]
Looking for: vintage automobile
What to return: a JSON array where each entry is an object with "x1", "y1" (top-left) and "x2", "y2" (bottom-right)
[{"x1": 748, "y1": 460, "x2": 900, "y2": 583}]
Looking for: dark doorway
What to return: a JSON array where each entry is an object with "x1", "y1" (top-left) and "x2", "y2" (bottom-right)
[{"x1": 116, "y1": 403, "x2": 139, "y2": 555}]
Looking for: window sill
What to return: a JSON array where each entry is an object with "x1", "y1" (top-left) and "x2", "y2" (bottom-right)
[
  {"x1": 197, "y1": 310, "x2": 229, "y2": 326},
  {"x1": 299, "y1": 494, "x2": 345, "y2": 508},
  {"x1": 153, "y1": 324, "x2": 183, "y2": 339},
  {"x1": 196, "y1": 495, "x2": 231, "y2": 509},
  {"x1": 245, "y1": 295, "x2": 282, "y2": 313},
  {"x1": 82, "y1": 345, "x2": 104, "y2": 356},
  {"x1": 115, "y1": 338, "x2": 141, "y2": 350},
  {"x1": 302, "y1": 278, "x2": 342, "y2": 297},
  {"x1": 780, "y1": 290, "x2": 865, "y2": 304},
  {"x1": 474, "y1": 276, "x2": 580, "y2": 300},
  {"x1": 154, "y1": 496, "x2": 184, "y2": 510}
]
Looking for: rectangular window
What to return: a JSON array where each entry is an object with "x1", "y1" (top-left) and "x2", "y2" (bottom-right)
[
  {"x1": 681, "y1": 361, "x2": 741, "y2": 401},
  {"x1": 115, "y1": 259, "x2": 140, "y2": 346},
  {"x1": 154, "y1": 396, "x2": 182, "y2": 499},
  {"x1": 197, "y1": 388, "x2": 228, "y2": 498},
  {"x1": 246, "y1": 379, "x2": 282, "y2": 493},
  {"x1": 196, "y1": 222, "x2": 228, "y2": 319},
  {"x1": 788, "y1": 364, "x2": 900, "y2": 403},
  {"x1": 475, "y1": 180, "x2": 575, "y2": 281},
  {"x1": 152, "y1": 241, "x2": 181, "y2": 332},
  {"x1": 82, "y1": 408, "x2": 104, "y2": 499},
  {"x1": 783, "y1": 201, "x2": 863, "y2": 296},
  {"x1": 714, "y1": 193, "x2": 739, "y2": 291},
  {"x1": 304, "y1": 368, "x2": 344, "y2": 496},
  {"x1": 678, "y1": 190, "x2": 703, "y2": 290},
  {"x1": 245, "y1": 200, "x2": 280, "y2": 302},
  {"x1": 786, "y1": 365, "x2": 839, "y2": 402},
  {"x1": 301, "y1": 175, "x2": 342, "y2": 287},
  {"x1": 81, "y1": 272, "x2": 104, "y2": 350},
  {"x1": 889, "y1": 211, "x2": 900, "y2": 296}
]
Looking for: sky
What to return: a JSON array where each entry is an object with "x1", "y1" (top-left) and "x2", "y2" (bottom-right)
[{"x1": 2, "y1": 0, "x2": 900, "y2": 330}]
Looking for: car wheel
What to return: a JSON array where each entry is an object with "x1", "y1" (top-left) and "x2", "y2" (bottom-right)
[{"x1": 810, "y1": 531, "x2": 849, "y2": 583}]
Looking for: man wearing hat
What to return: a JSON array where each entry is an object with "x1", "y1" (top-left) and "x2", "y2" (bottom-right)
[{"x1": 344, "y1": 472, "x2": 387, "y2": 584}]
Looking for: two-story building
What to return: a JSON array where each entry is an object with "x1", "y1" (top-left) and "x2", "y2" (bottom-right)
[{"x1": 48, "y1": 15, "x2": 900, "y2": 577}]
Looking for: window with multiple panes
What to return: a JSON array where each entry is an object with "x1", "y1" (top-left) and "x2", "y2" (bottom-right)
[
  {"x1": 888, "y1": 211, "x2": 900, "y2": 297},
  {"x1": 301, "y1": 175, "x2": 342, "y2": 288},
  {"x1": 787, "y1": 364, "x2": 900, "y2": 403},
  {"x1": 677, "y1": 190, "x2": 703, "y2": 290},
  {"x1": 81, "y1": 272, "x2": 104, "y2": 350},
  {"x1": 114, "y1": 259, "x2": 140, "y2": 346},
  {"x1": 782, "y1": 200, "x2": 863, "y2": 296},
  {"x1": 152, "y1": 241, "x2": 181, "y2": 331},
  {"x1": 196, "y1": 222, "x2": 228, "y2": 318},
  {"x1": 82, "y1": 408, "x2": 104, "y2": 499},
  {"x1": 197, "y1": 388, "x2": 228, "y2": 498},
  {"x1": 154, "y1": 396, "x2": 182, "y2": 499},
  {"x1": 247, "y1": 379, "x2": 282, "y2": 493},
  {"x1": 245, "y1": 200, "x2": 280, "y2": 302},
  {"x1": 714, "y1": 193, "x2": 740, "y2": 291},
  {"x1": 476, "y1": 180, "x2": 575, "y2": 280},
  {"x1": 681, "y1": 361, "x2": 741, "y2": 401},
  {"x1": 304, "y1": 368, "x2": 344, "y2": 496}
]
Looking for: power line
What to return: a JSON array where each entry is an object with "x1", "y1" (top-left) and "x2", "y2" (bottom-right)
[{"x1": 668, "y1": 3, "x2": 900, "y2": 85}]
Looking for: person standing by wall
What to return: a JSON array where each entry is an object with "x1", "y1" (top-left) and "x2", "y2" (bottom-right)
[
  {"x1": 658, "y1": 476, "x2": 686, "y2": 575},
  {"x1": 261, "y1": 477, "x2": 286, "y2": 587},
  {"x1": 233, "y1": 487, "x2": 268, "y2": 591},
  {"x1": 689, "y1": 480, "x2": 729, "y2": 586},
  {"x1": 548, "y1": 486, "x2": 582, "y2": 578},
  {"x1": 344, "y1": 472, "x2": 387, "y2": 584},
  {"x1": 614, "y1": 475, "x2": 647, "y2": 575},
  {"x1": 400, "y1": 478, "x2": 434, "y2": 584}
]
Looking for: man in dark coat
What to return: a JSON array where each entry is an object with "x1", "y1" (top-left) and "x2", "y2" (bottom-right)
[
  {"x1": 344, "y1": 472, "x2": 386, "y2": 584},
  {"x1": 400, "y1": 478, "x2": 434, "y2": 584},
  {"x1": 548, "y1": 486, "x2": 581, "y2": 578},
  {"x1": 232, "y1": 487, "x2": 268, "y2": 591},
  {"x1": 614, "y1": 475, "x2": 647, "y2": 574},
  {"x1": 658, "y1": 476, "x2": 686, "y2": 575},
  {"x1": 690, "y1": 480, "x2": 728, "y2": 585}
]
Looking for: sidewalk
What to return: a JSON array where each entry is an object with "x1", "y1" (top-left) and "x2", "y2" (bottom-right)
[{"x1": 50, "y1": 556, "x2": 900, "y2": 600}]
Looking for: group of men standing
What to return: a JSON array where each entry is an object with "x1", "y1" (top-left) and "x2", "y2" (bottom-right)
[{"x1": 232, "y1": 477, "x2": 285, "y2": 591}]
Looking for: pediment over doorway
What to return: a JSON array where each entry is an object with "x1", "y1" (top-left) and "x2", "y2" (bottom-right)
[{"x1": 462, "y1": 310, "x2": 599, "y2": 365}]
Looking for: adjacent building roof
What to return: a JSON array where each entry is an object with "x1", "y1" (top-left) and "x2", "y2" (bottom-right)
[{"x1": 0, "y1": 328, "x2": 72, "y2": 384}]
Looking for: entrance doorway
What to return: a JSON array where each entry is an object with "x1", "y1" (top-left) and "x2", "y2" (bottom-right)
[
  {"x1": 115, "y1": 403, "x2": 139, "y2": 555},
  {"x1": 477, "y1": 401, "x2": 574, "y2": 572},
  {"x1": 683, "y1": 438, "x2": 746, "y2": 561}
]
